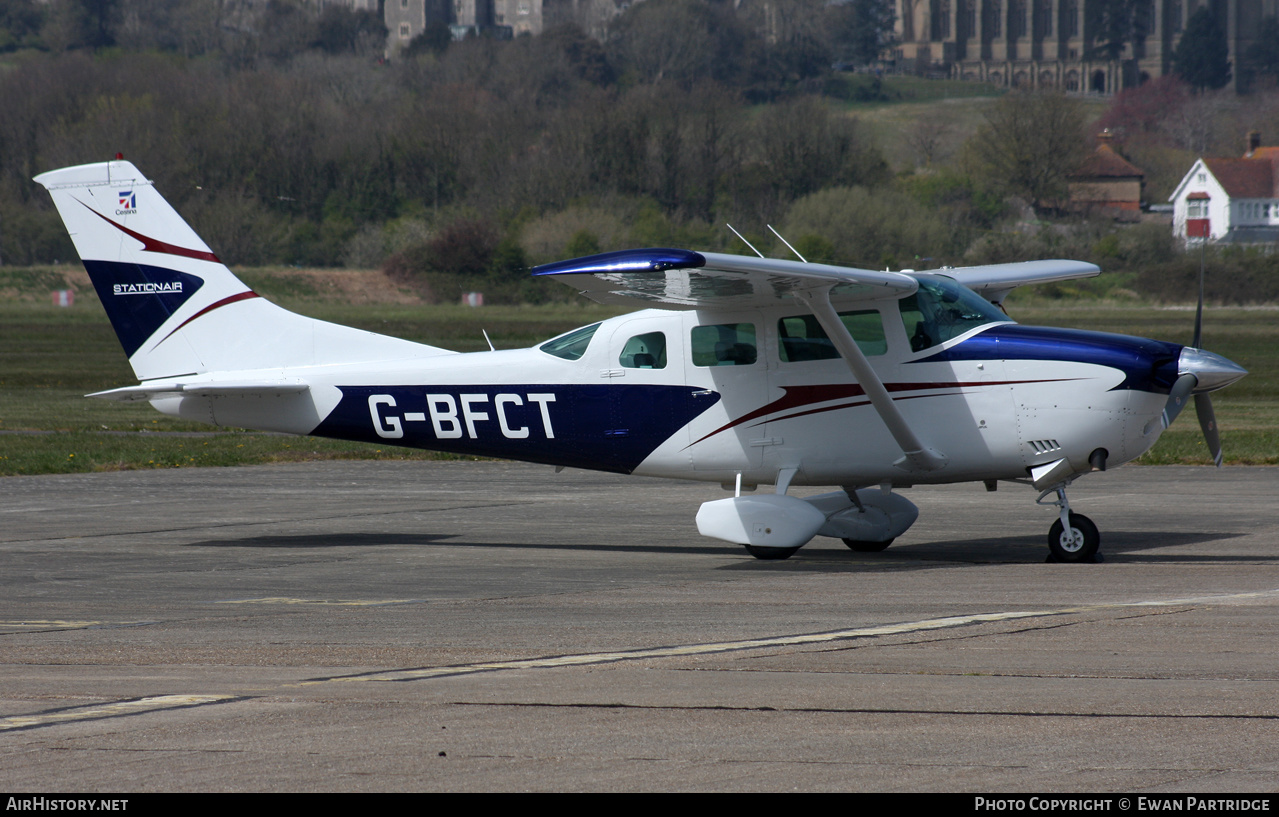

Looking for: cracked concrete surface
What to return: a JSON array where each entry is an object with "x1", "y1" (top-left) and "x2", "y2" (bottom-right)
[{"x1": 2, "y1": 461, "x2": 1277, "y2": 791}]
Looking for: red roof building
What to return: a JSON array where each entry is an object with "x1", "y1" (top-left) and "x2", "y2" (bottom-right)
[
  {"x1": 1068, "y1": 131, "x2": 1144, "y2": 214},
  {"x1": 1170, "y1": 133, "x2": 1279, "y2": 244}
]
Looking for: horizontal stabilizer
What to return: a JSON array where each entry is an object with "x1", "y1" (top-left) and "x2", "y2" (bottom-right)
[{"x1": 89, "y1": 379, "x2": 311, "y2": 402}]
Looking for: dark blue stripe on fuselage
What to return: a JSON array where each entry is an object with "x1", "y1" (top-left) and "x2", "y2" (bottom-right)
[
  {"x1": 913, "y1": 324, "x2": 1183, "y2": 394},
  {"x1": 84, "y1": 260, "x2": 205, "y2": 357},
  {"x1": 311, "y1": 384, "x2": 721, "y2": 474}
]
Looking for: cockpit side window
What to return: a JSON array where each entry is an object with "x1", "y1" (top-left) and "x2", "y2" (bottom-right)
[
  {"x1": 691, "y1": 323, "x2": 757, "y2": 367},
  {"x1": 619, "y1": 332, "x2": 667, "y2": 369},
  {"x1": 778, "y1": 310, "x2": 887, "y2": 362},
  {"x1": 899, "y1": 276, "x2": 1009, "y2": 352},
  {"x1": 539, "y1": 322, "x2": 601, "y2": 361}
]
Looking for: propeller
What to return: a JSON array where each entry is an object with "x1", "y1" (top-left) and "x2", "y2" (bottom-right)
[
  {"x1": 1147, "y1": 245, "x2": 1245, "y2": 467},
  {"x1": 1151, "y1": 373, "x2": 1197, "y2": 431},
  {"x1": 1196, "y1": 392, "x2": 1223, "y2": 467}
]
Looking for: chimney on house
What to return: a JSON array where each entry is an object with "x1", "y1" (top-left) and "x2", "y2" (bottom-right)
[{"x1": 1246, "y1": 131, "x2": 1261, "y2": 157}]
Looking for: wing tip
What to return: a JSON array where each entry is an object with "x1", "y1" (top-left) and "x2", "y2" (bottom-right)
[{"x1": 531, "y1": 248, "x2": 706, "y2": 278}]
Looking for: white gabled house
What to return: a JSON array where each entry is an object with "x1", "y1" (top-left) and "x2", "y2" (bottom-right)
[{"x1": 1170, "y1": 134, "x2": 1279, "y2": 245}]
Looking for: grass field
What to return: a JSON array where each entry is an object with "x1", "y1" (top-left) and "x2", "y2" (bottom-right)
[
  {"x1": 824, "y1": 73, "x2": 1110, "y2": 173},
  {"x1": 1, "y1": 268, "x2": 1275, "y2": 475}
]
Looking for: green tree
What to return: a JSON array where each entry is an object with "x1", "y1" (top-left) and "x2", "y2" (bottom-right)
[
  {"x1": 826, "y1": 0, "x2": 897, "y2": 67},
  {"x1": 401, "y1": 22, "x2": 450, "y2": 59},
  {"x1": 1172, "y1": 7, "x2": 1232, "y2": 92},
  {"x1": 1241, "y1": 16, "x2": 1279, "y2": 89},
  {"x1": 41, "y1": 0, "x2": 119, "y2": 51},
  {"x1": 965, "y1": 91, "x2": 1088, "y2": 213},
  {"x1": 0, "y1": 0, "x2": 44, "y2": 52},
  {"x1": 729, "y1": 95, "x2": 889, "y2": 223},
  {"x1": 542, "y1": 23, "x2": 613, "y2": 86},
  {"x1": 564, "y1": 229, "x2": 601, "y2": 258},
  {"x1": 312, "y1": 7, "x2": 386, "y2": 56},
  {"x1": 1087, "y1": 0, "x2": 1147, "y2": 61},
  {"x1": 781, "y1": 186, "x2": 960, "y2": 269},
  {"x1": 735, "y1": 0, "x2": 833, "y2": 97}
]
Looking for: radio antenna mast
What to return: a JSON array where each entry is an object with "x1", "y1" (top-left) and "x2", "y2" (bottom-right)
[
  {"x1": 768, "y1": 224, "x2": 807, "y2": 263},
  {"x1": 726, "y1": 224, "x2": 765, "y2": 258}
]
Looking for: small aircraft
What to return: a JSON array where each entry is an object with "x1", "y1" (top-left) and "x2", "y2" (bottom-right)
[{"x1": 37, "y1": 159, "x2": 1247, "y2": 562}]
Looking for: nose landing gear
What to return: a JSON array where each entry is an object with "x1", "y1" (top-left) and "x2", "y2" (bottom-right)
[{"x1": 1039, "y1": 485, "x2": 1101, "y2": 563}]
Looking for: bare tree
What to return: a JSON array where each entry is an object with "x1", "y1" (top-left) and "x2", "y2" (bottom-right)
[
  {"x1": 907, "y1": 119, "x2": 952, "y2": 168},
  {"x1": 967, "y1": 91, "x2": 1088, "y2": 212},
  {"x1": 1159, "y1": 91, "x2": 1235, "y2": 156}
]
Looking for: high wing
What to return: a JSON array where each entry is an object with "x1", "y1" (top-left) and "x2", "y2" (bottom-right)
[
  {"x1": 533, "y1": 250, "x2": 1098, "y2": 310},
  {"x1": 532, "y1": 249, "x2": 918, "y2": 309},
  {"x1": 935, "y1": 259, "x2": 1101, "y2": 305}
]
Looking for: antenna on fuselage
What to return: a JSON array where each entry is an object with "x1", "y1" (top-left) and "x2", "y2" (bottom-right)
[
  {"x1": 1194, "y1": 239, "x2": 1206, "y2": 349},
  {"x1": 482, "y1": 328, "x2": 495, "y2": 352},
  {"x1": 726, "y1": 224, "x2": 765, "y2": 258},
  {"x1": 767, "y1": 224, "x2": 807, "y2": 263}
]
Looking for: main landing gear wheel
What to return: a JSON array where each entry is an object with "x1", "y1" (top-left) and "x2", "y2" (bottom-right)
[
  {"x1": 744, "y1": 545, "x2": 800, "y2": 560},
  {"x1": 842, "y1": 537, "x2": 894, "y2": 552},
  {"x1": 1047, "y1": 512, "x2": 1100, "y2": 563}
]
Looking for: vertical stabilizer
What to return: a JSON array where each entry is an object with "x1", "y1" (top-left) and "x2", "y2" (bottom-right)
[{"x1": 36, "y1": 160, "x2": 450, "y2": 381}]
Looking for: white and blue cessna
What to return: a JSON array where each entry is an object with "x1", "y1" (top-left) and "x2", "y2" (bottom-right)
[{"x1": 36, "y1": 160, "x2": 1247, "y2": 562}]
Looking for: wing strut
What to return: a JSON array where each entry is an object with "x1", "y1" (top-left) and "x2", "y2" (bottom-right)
[{"x1": 798, "y1": 288, "x2": 948, "y2": 473}]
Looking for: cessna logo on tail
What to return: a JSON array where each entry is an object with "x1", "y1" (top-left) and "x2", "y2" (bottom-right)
[
  {"x1": 116, "y1": 190, "x2": 137, "y2": 215},
  {"x1": 113, "y1": 282, "x2": 183, "y2": 295}
]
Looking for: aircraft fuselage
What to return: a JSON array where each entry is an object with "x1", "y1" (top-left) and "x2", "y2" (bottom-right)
[{"x1": 153, "y1": 305, "x2": 1182, "y2": 490}]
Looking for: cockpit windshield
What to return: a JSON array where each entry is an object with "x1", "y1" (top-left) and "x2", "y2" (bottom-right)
[
  {"x1": 899, "y1": 275, "x2": 1010, "y2": 353},
  {"x1": 539, "y1": 322, "x2": 601, "y2": 360}
]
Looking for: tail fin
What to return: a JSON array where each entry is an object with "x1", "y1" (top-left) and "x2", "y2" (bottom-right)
[{"x1": 36, "y1": 160, "x2": 450, "y2": 381}]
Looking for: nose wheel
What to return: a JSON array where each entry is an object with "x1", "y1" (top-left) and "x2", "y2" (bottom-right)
[
  {"x1": 1039, "y1": 485, "x2": 1102, "y2": 563},
  {"x1": 1048, "y1": 512, "x2": 1100, "y2": 562}
]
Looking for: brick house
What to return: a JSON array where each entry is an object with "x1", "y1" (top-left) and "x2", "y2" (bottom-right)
[{"x1": 1068, "y1": 131, "x2": 1144, "y2": 215}]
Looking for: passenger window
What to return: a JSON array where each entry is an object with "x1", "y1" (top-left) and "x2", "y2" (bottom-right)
[
  {"x1": 778, "y1": 310, "x2": 887, "y2": 362},
  {"x1": 619, "y1": 332, "x2": 667, "y2": 369},
  {"x1": 691, "y1": 323, "x2": 757, "y2": 367}
]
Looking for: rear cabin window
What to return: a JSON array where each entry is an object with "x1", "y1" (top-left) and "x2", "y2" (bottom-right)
[
  {"x1": 619, "y1": 332, "x2": 667, "y2": 369},
  {"x1": 539, "y1": 322, "x2": 600, "y2": 361},
  {"x1": 778, "y1": 310, "x2": 887, "y2": 362},
  {"x1": 691, "y1": 323, "x2": 757, "y2": 367}
]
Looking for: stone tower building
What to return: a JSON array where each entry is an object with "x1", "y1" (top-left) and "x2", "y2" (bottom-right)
[{"x1": 893, "y1": 0, "x2": 1278, "y2": 93}]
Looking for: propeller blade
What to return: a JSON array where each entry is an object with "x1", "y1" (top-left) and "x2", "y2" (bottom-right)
[
  {"x1": 1195, "y1": 392, "x2": 1223, "y2": 467},
  {"x1": 1144, "y1": 373, "x2": 1197, "y2": 435}
]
